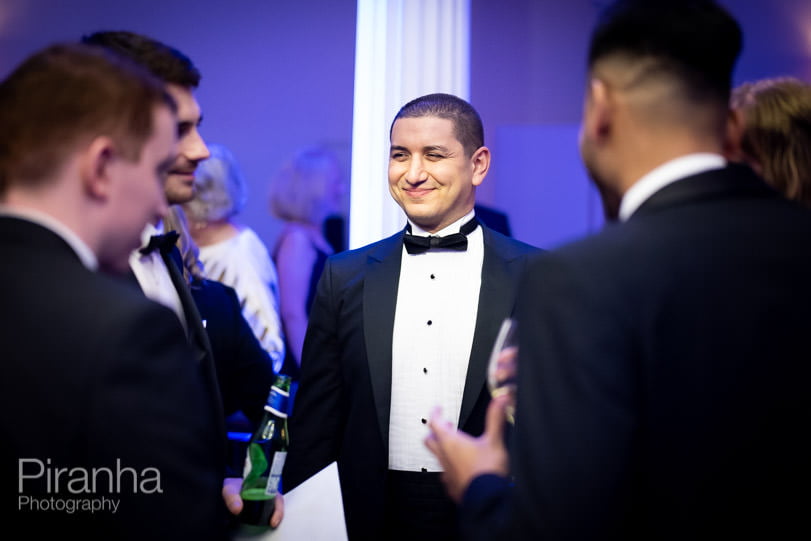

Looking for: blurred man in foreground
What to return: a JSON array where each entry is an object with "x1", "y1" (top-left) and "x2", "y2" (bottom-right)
[{"x1": 427, "y1": 1, "x2": 811, "y2": 539}]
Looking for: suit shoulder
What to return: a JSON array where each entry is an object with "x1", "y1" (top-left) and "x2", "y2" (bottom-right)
[
  {"x1": 325, "y1": 230, "x2": 402, "y2": 267},
  {"x1": 483, "y1": 226, "x2": 543, "y2": 258}
]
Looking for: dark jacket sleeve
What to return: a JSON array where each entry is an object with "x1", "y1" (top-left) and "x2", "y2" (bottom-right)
[
  {"x1": 88, "y1": 301, "x2": 228, "y2": 540},
  {"x1": 282, "y1": 258, "x2": 347, "y2": 492},
  {"x1": 192, "y1": 279, "x2": 276, "y2": 427}
]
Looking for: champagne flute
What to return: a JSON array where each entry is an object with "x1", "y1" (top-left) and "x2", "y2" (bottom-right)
[{"x1": 486, "y1": 318, "x2": 518, "y2": 424}]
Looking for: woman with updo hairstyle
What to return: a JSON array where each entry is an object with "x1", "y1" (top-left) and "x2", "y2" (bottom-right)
[{"x1": 184, "y1": 143, "x2": 286, "y2": 373}]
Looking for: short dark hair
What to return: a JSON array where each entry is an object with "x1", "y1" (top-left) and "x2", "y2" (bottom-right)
[
  {"x1": 81, "y1": 30, "x2": 201, "y2": 88},
  {"x1": 588, "y1": 0, "x2": 742, "y2": 105},
  {"x1": 0, "y1": 43, "x2": 173, "y2": 193},
  {"x1": 391, "y1": 93, "x2": 484, "y2": 157}
]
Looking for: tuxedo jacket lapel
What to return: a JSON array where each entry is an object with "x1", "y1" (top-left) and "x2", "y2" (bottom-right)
[
  {"x1": 459, "y1": 228, "x2": 518, "y2": 429},
  {"x1": 363, "y1": 234, "x2": 403, "y2": 449},
  {"x1": 161, "y1": 247, "x2": 226, "y2": 445}
]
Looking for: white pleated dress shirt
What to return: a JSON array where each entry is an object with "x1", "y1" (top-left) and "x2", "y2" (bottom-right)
[{"x1": 389, "y1": 210, "x2": 483, "y2": 472}]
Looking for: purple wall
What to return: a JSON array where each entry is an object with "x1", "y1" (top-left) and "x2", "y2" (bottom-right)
[
  {"x1": 0, "y1": 0, "x2": 356, "y2": 252},
  {"x1": 2, "y1": 0, "x2": 810, "y2": 251},
  {"x1": 471, "y1": 0, "x2": 811, "y2": 248}
]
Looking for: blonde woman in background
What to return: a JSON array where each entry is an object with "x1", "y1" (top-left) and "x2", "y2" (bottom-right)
[
  {"x1": 184, "y1": 143, "x2": 286, "y2": 373},
  {"x1": 269, "y1": 146, "x2": 345, "y2": 386},
  {"x1": 726, "y1": 76, "x2": 811, "y2": 206}
]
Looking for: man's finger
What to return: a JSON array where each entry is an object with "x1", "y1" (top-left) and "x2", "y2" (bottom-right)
[
  {"x1": 270, "y1": 491, "x2": 284, "y2": 528},
  {"x1": 484, "y1": 393, "x2": 510, "y2": 445},
  {"x1": 424, "y1": 431, "x2": 444, "y2": 461},
  {"x1": 427, "y1": 407, "x2": 456, "y2": 443},
  {"x1": 222, "y1": 477, "x2": 243, "y2": 515}
]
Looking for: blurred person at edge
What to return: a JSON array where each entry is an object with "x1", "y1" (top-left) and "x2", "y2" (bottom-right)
[
  {"x1": 725, "y1": 76, "x2": 811, "y2": 206},
  {"x1": 425, "y1": 2, "x2": 811, "y2": 540},
  {"x1": 0, "y1": 43, "x2": 227, "y2": 540}
]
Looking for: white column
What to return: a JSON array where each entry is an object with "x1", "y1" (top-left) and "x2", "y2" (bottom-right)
[{"x1": 349, "y1": 0, "x2": 471, "y2": 249}]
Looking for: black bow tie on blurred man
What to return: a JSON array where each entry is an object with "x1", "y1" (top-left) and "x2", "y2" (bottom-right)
[
  {"x1": 140, "y1": 231, "x2": 180, "y2": 256},
  {"x1": 403, "y1": 217, "x2": 479, "y2": 255}
]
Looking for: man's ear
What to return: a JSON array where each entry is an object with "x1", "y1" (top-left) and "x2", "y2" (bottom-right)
[
  {"x1": 471, "y1": 146, "x2": 491, "y2": 187},
  {"x1": 79, "y1": 136, "x2": 116, "y2": 200},
  {"x1": 582, "y1": 78, "x2": 613, "y2": 144}
]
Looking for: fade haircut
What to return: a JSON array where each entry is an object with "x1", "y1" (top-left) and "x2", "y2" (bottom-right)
[
  {"x1": 391, "y1": 93, "x2": 484, "y2": 157},
  {"x1": 81, "y1": 30, "x2": 201, "y2": 88},
  {"x1": 588, "y1": 0, "x2": 742, "y2": 106},
  {"x1": 0, "y1": 43, "x2": 174, "y2": 194}
]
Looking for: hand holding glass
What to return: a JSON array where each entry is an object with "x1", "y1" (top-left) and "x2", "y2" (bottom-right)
[{"x1": 487, "y1": 318, "x2": 518, "y2": 424}]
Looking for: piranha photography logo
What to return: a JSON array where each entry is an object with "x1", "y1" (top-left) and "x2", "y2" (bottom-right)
[{"x1": 18, "y1": 458, "x2": 162, "y2": 515}]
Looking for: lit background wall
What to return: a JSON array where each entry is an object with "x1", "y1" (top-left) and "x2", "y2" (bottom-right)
[{"x1": 2, "y1": 0, "x2": 810, "y2": 251}]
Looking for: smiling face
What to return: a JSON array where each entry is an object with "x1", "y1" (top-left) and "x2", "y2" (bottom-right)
[
  {"x1": 163, "y1": 84, "x2": 209, "y2": 204},
  {"x1": 388, "y1": 116, "x2": 489, "y2": 233}
]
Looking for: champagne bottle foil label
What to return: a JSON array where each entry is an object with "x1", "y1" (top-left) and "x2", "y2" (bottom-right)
[
  {"x1": 266, "y1": 386, "x2": 289, "y2": 418},
  {"x1": 264, "y1": 451, "x2": 287, "y2": 496}
]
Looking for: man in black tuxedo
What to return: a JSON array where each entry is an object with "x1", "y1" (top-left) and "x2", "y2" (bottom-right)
[
  {"x1": 282, "y1": 93, "x2": 540, "y2": 540},
  {"x1": 0, "y1": 44, "x2": 226, "y2": 539},
  {"x1": 426, "y1": 1, "x2": 811, "y2": 539},
  {"x1": 82, "y1": 32, "x2": 282, "y2": 526},
  {"x1": 81, "y1": 32, "x2": 226, "y2": 444}
]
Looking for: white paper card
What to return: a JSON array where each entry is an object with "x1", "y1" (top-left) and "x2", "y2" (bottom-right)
[{"x1": 232, "y1": 461, "x2": 347, "y2": 541}]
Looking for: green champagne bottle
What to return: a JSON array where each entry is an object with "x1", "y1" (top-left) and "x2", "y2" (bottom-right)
[{"x1": 239, "y1": 374, "x2": 291, "y2": 527}]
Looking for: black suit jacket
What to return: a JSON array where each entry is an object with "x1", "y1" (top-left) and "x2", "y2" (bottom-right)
[
  {"x1": 0, "y1": 217, "x2": 228, "y2": 540},
  {"x1": 190, "y1": 278, "x2": 276, "y2": 427},
  {"x1": 282, "y1": 223, "x2": 540, "y2": 540},
  {"x1": 474, "y1": 203, "x2": 512, "y2": 237},
  {"x1": 162, "y1": 246, "x2": 227, "y2": 443},
  {"x1": 462, "y1": 164, "x2": 811, "y2": 540}
]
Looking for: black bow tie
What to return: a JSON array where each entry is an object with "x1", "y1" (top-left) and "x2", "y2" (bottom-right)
[
  {"x1": 403, "y1": 217, "x2": 479, "y2": 255},
  {"x1": 139, "y1": 231, "x2": 180, "y2": 256}
]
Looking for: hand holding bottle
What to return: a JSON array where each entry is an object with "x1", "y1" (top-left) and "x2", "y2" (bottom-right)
[
  {"x1": 222, "y1": 477, "x2": 284, "y2": 527},
  {"x1": 236, "y1": 374, "x2": 291, "y2": 528}
]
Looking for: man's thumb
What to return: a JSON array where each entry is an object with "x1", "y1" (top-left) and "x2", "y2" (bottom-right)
[{"x1": 484, "y1": 394, "x2": 509, "y2": 443}]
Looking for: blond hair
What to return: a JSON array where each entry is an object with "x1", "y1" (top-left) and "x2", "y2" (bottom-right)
[
  {"x1": 731, "y1": 77, "x2": 811, "y2": 206},
  {"x1": 268, "y1": 146, "x2": 342, "y2": 225}
]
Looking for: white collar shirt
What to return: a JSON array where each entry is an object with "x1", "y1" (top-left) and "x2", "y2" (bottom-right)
[
  {"x1": 389, "y1": 210, "x2": 483, "y2": 472},
  {"x1": 619, "y1": 153, "x2": 727, "y2": 221},
  {"x1": 0, "y1": 206, "x2": 98, "y2": 270}
]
